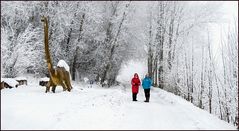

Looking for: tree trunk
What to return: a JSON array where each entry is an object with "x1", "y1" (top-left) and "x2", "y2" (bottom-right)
[
  {"x1": 148, "y1": 50, "x2": 153, "y2": 79},
  {"x1": 199, "y1": 44, "x2": 204, "y2": 109},
  {"x1": 167, "y1": 11, "x2": 174, "y2": 70},
  {"x1": 191, "y1": 37, "x2": 194, "y2": 103},
  {"x1": 207, "y1": 30, "x2": 213, "y2": 114},
  {"x1": 72, "y1": 47, "x2": 79, "y2": 81},
  {"x1": 148, "y1": 9, "x2": 153, "y2": 79},
  {"x1": 153, "y1": 58, "x2": 158, "y2": 87},
  {"x1": 101, "y1": 2, "x2": 130, "y2": 86},
  {"x1": 71, "y1": 13, "x2": 85, "y2": 81}
]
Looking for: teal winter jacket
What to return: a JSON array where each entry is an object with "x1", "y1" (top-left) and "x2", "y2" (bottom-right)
[{"x1": 142, "y1": 77, "x2": 152, "y2": 89}]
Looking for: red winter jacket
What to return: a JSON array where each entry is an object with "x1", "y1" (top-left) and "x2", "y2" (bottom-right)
[{"x1": 131, "y1": 73, "x2": 141, "y2": 93}]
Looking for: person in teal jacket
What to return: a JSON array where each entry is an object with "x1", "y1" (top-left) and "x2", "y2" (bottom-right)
[{"x1": 142, "y1": 74, "x2": 152, "y2": 102}]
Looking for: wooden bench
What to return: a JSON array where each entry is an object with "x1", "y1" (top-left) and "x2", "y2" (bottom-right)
[
  {"x1": 15, "y1": 77, "x2": 27, "y2": 86},
  {"x1": 1, "y1": 78, "x2": 19, "y2": 89},
  {"x1": 0, "y1": 81, "x2": 4, "y2": 90},
  {"x1": 39, "y1": 77, "x2": 49, "y2": 86}
]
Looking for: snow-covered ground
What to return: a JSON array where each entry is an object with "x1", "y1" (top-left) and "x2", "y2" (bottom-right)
[{"x1": 1, "y1": 77, "x2": 236, "y2": 130}]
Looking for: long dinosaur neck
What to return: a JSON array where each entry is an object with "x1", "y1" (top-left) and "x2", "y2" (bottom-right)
[{"x1": 42, "y1": 17, "x2": 54, "y2": 75}]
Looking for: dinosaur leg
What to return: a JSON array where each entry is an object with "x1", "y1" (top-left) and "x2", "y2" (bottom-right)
[
  {"x1": 65, "y1": 73, "x2": 73, "y2": 91},
  {"x1": 66, "y1": 81, "x2": 71, "y2": 92},
  {"x1": 51, "y1": 85, "x2": 57, "y2": 93},
  {"x1": 61, "y1": 81, "x2": 67, "y2": 91},
  {"x1": 45, "y1": 80, "x2": 53, "y2": 93},
  {"x1": 63, "y1": 81, "x2": 71, "y2": 92}
]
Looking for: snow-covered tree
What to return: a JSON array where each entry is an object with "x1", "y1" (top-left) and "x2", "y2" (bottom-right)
[{"x1": 1, "y1": 1, "x2": 237, "y2": 127}]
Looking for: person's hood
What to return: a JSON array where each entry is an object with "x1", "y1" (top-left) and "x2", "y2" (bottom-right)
[
  {"x1": 134, "y1": 73, "x2": 139, "y2": 78},
  {"x1": 145, "y1": 76, "x2": 150, "y2": 79}
]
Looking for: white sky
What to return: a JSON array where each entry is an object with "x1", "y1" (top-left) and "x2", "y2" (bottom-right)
[
  {"x1": 207, "y1": 1, "x2": 238, "y2": 73},
  {"x1": 210, "y1": 1, "x2": 238, "y2": 62},
  {"x1": 221, "y1": 1, "x2": 238, "y2": 22}
]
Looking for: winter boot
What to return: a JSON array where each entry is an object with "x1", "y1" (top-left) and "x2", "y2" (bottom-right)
[
  {"x1": 144, "y1": 97, "x2": 149, "y2": 102},
  {"x1": 133, "y1": 94, "x2": 137, "y2": 101}
]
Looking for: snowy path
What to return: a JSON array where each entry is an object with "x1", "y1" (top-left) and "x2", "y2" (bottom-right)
[{"x1": 1, "y1": 80, "x2": 236, "y2": 130}]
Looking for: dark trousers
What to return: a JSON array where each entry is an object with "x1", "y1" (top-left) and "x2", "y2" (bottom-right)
[
  {"x1": 132, "y1": 93, "x2": 137, "y2": 101},
  {"x1": 144, "y1": 89, "x2": 150, "y2": 98}
]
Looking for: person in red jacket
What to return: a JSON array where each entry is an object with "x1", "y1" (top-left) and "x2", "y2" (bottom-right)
[{"x1": 131, "y1": 73, "x2": 141, "y2": 101}]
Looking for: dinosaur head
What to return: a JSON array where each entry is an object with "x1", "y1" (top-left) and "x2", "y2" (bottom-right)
[{"x1": 41, "y1": 16, "x2": 46, "y2": 22}]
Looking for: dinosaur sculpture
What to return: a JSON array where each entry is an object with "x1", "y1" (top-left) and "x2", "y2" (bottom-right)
[{"x1": 41, "y1": 16, "x2": 72, "y2": 93}]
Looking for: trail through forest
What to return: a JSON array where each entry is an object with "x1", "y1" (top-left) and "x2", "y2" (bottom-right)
[{"x1": 1, "y1": 78, "x2": 236, "y2": 130}]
